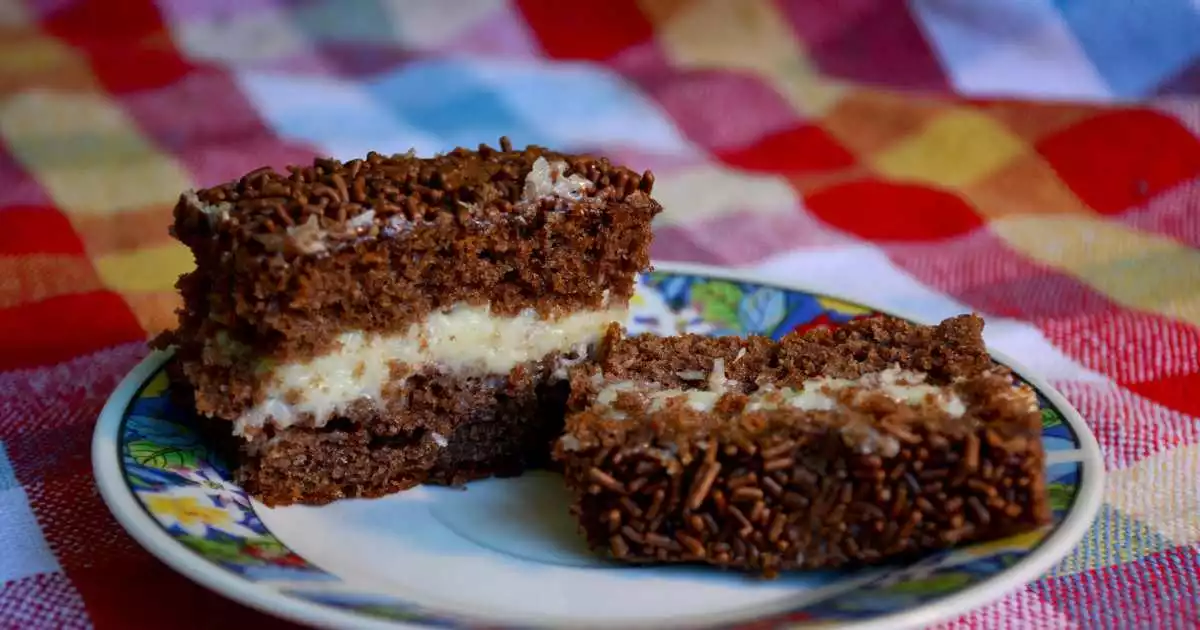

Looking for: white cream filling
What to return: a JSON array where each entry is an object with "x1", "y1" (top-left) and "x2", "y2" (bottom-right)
[
  {"x1": 594, "y1": 365, "x2": 967, "y2": 419},
  {"x1": 749, "y1": 367, "x2": 968, "y2": 417},
  {"x1": 234, "y1": 305, "x2": 625, "y2": 435},
  {"x1": 583, "y1": 366, "x2": 970, "y2": 458}
]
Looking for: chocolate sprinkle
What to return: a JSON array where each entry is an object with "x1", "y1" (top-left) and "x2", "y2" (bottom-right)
[
  {"x1": 555, "y1": 315, "x2": 1051, "y2": 577},
  {"x1": 179, "y1": 137, "x2": 654, "y2": 245},
  {"x1": 160, "y1": 139, "x2": 662, "y2": 422}
]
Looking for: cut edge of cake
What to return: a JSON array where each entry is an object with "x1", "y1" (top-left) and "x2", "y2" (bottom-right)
[
  {"x1": 554, "y1": 315, "x2": 1051, "y2": 576},
  {"x1": 158, "y1": 139, "x2": 662, "y2": 505}
]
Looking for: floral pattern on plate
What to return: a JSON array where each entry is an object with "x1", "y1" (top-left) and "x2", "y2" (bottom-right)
[{"x1": 116, "y1": 271, "x2": 1090, "y2": 629}]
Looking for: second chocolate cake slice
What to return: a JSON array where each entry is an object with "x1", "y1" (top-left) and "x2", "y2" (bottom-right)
[
  {"x1": 555, "y1": 315, "x2": 1051, "y2": 576},
  {"x1": 158, "y1": 139, "x2": 661, "y2": 506}
]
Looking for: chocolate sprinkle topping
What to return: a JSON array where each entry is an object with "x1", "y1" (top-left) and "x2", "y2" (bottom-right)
[
  {"x1": 160, "y1": 139, "x2": 661, "y2": 422},
  {"x1": 555, "y1": 315, "x2": 1051, "y2": 577},
  {"x1": 178, "y1": 137, "x2": 654, "y2": 249}
]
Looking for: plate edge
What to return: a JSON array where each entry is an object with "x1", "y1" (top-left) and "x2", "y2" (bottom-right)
[
  {"x1": 649, "y1": 261, "x2": 1106, "y2": 630},
  {"x1": 90, "y1": 349, "x2": 421, "y2": 630},
  {"x1": 91, "y1": 263, "x2": 1107, "y2": 630}
]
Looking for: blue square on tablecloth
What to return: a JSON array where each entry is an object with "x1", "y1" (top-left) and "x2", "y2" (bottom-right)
[
  {"x1": 462, "y1": 59, "x2": 693, "y2": 154},
  {"x1": 1053, "y1": 0, "x2": 1200, "y2": 97},
  {"x1": 0, "y1": 440, "x2": 63, "y2": 583},
  {"x1": 0, "y1": 442, "x2": 16, "y2": 491},
  {"x1": 233, "y1": 71, "x2": 446, "y2": 158},
  {"x1": 366, "y1": 59, "x2": 542, "y2": 153}
]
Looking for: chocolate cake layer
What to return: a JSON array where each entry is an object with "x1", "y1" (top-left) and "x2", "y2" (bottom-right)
[
  {"x1": 193, "y1": 360, "x2": 570, "y2": 507},
  {"x1": 555, "y1": 315, "x2": 1050, "y2": 576},
  {"x1": 577, "y1": 314, "x2": 995, "y2": 401},
  {"x1": 163, "y1": 139, "x2": 658, "y2": 358},
  {"x1": 157, "y1": 139, "x2": 660, "y2": 424},
  {"x1": 157, "y1": 141, "x2": 663, "y2": 505}
]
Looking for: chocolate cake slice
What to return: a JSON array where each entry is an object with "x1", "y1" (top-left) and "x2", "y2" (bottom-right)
[
  {"x1": 157, "y1": 138, "x2": 661, "y2": 505},
  {"x1": 554, "y1": 315, "x2": 1051, "y2": 576}
]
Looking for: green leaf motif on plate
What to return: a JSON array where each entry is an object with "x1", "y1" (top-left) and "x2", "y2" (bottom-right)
[
  {"x1": 881, "y1": 571, "x2": 973, "y2": 595},
  {"x1": 1042, "y1": 408, "x2": 1064, "y2": 429},
  {"x1": 1047, "y1": 482, "x2": 1076, "y2": 512},
  {"x1": 690, "y1": 280, "x2": 744, "y2": 330},
  {"x1": 738, "y1": 287, "x2": 788, "y2": 335},
  {"x1": 350, "y1": 605, "x2": 424, "y2": 621},
  {"x1": 246, "y1": 536, "x2": 289, "y2": 556},
  {"x1": 127, "y1": 439, "x2": 200, "y2": 470},
  {"x1": 178, "y1": 534, "x2": 252, "y2": 564}
]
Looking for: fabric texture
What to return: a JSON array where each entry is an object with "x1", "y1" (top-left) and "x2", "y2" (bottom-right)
[{"x1": 1, "y1": 1, "x2": 1199, "y2": 628}]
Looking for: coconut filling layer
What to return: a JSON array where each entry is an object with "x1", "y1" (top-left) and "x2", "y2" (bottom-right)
[
  {"x1": 574, "y1": 364, "x2": 972, "y2": 457},
  {"x1": 594, "y1": 364, "x2": 968, "y2": 419},
  {"x1": 234, "y1": 304, "x2": 626, "y2": 436}
]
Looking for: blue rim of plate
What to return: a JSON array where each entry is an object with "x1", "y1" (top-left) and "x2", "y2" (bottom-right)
[{"x1": 93, "y1": 262, "x2": 1105, "y2": 630}]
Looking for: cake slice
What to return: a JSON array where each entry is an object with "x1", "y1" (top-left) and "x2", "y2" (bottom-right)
[
  {"x1": 157, "y1": 139, "x2": 661, "y2": 505},
  {"x1": 554, "y1": 315, "x2": 1051, "y2": 576}
]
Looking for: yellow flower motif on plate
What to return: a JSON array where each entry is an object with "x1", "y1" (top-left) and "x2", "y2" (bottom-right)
[
  {"x1": 816, "y1": 296, "x2": 873, "y2": 316},
  {"x1": 140, "y1": 485, "x2": 260, "y2": 539},
  {"x1": 144, "y1": 494, "x2": 236, "y2": 531},
  {"x1": 141, "y1": 371, "x2": 171, "y2": 399},
  {"x1": 957, "y1": 529, "x2": 1047, "y2": 559}
]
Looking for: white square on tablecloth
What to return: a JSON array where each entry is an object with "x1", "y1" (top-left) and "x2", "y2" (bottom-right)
[{"x1": 0, "y1": 443, "x2": 62, "y2": 584}]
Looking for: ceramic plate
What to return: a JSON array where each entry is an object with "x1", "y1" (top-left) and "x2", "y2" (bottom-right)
[{"x1": 93, "y1": 263, "x2": 1103, "y2": 630}]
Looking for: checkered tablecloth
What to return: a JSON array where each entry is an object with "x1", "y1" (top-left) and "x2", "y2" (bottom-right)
[{"x1": 2, "y1": 1, "x2": 1199, "y2": 628}]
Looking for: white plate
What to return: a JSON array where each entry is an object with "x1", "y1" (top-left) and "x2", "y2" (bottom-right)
[{"x1": 93, "y1": 263, "x2": 1104, "y2": 630}]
